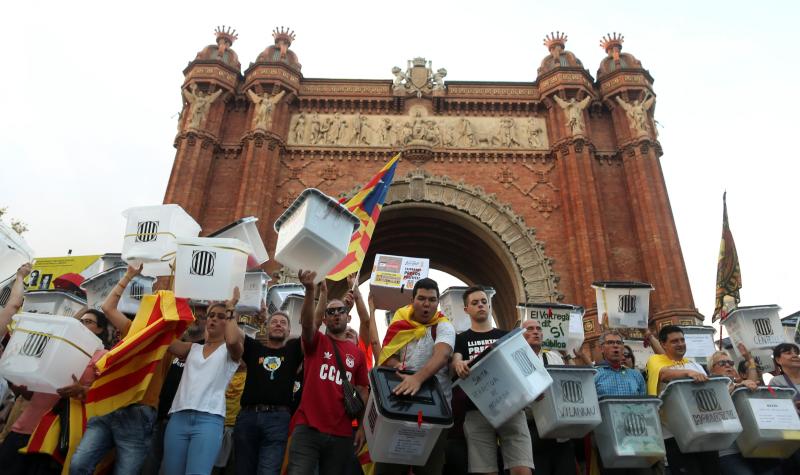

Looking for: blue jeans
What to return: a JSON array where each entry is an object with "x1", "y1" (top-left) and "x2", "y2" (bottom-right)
[
  {"x1": 163, "y1": 410, "x2": 224, "y2": 475},
  {"x1": 233, "y1": 408, "x2": 291, "y2": 475},
  {"x1": 69, "y1": 404, "x2": 156, "y2": 475}
]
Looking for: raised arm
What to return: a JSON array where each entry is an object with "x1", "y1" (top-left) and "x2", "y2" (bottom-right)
[
  {"x1": 246, "y1": 88, "x2": 260, "y2": 104},
  {"x1": 314, "y1": 279, "x2": 328, "y2": 330},
  {"x1": 644, "y1": 328, "x2": 665, "y2": 355},
  {"x1": 552, "y1": 95, "x2": 567, "y2": 108},
  {"x1": 367, "y1": 293, "x2": 381, "y2": 363},
  {"x1": 0, "y1": 263, "x2": 32, "y2": 340},
  {"x1": 347, "y1": 274, "x2": 371, "y2": 350},
  {"x1": 299, "y1": 270, "x2": 320, "y2": 345},
  {"x1": 224, "y1": 287, "x2": 244, "y2": 361},
  {"x1": 100, "y1": 264, "x2": 142, "y2": 336}
]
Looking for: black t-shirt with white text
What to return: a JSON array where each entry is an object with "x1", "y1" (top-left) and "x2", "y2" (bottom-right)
[
  {"x1": 240, "y1": 336, "x2": 303, "y2": 407},
  {"x1": 454, "y1": 328, "x2": 508, "y2": 411}
]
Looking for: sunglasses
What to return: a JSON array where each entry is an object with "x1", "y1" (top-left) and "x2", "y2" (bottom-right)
[
  {"x1": 714, "y1": 360, "x2": 735, "y2": 368},
  {"x1": 326, "y1": 306, "x2": 348, "y2": 316}
]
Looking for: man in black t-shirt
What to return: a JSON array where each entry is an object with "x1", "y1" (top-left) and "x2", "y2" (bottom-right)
[
  {"x1": 451, "y1": 286, "x2": 534, "y2": 475},
  {"x1": 234, "y1": 310, "x2": 303, "y2": 475}
]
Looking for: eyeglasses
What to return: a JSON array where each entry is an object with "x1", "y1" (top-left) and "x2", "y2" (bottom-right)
[
  {"x1": 714, "y1": 360, "x2": 735, "y2": 368},
  {"x1": 207, "y1": 311, "x2": 228, "y2": 320},
  {"x1": 326, "y1": 306, "x2": 348, "y2": 316},
  {"x1": 80, "y1": 318, "x2": 98, "y2": 327},
  {"x1": 603, "y1": 340, "x2": 624, "y2": 346},
  {"x1": 622, "y1": 352, "x2": 633, "y2": 358}
]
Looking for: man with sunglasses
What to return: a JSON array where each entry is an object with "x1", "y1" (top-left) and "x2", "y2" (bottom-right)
[
  {"x1": 594, "y1": 330, "x2": 645, "y2": 398},
  {"x1": 286, "y1": 270, "x2": 369, "y2": 475}
]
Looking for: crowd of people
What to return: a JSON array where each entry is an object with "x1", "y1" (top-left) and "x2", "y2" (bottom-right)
[{"x1": 0, "y1": 262, "x2": 799, "y2": 475}]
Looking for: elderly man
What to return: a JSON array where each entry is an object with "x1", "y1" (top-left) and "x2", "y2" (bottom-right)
[
  {"x1": 645, "y1": 325, "x2": 717, "y2": 475},
  {"x1": 521, "y1": 319, "x2": 576, "y2": 475},
  {"x1": 594, "y1": 330, "x2": 646, "y2": 398}
]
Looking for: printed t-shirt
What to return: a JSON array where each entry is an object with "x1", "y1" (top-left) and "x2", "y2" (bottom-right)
[
  {"x1": 645, "y1": 355, "x2": 706, "y2": 439},
  {"x1": 293, "y1": 331, "x2": 368, "y2": 437},
  {"x1": 12, "y1": 349, "x2": 107, "y2": 435},
  {"x1": 240, "y1": 336, "x2": 303, "y2": 407},
  {"x1": 454, "y1": 328, "x2": 508, "y2": 411},
  {"x1": 391, "y1": 321, "x2": 456, "y2": 402}
]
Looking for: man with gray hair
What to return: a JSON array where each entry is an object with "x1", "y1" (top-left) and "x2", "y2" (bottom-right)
[
  {"x1": 234, "y1": 308, "x2": 303, "y2": 474},
  {"x1": 594, "y1": 330, "x2": 645, "y2": 397}
]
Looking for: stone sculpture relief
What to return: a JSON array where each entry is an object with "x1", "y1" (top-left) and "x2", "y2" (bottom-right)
[
  {"x1": 287, "y1": 110, "x2": 548, "y2": 150},
  {"x1": 392, "y1": 57, "x2": 447, "y2": 97},
  {"x1": 246, "y1": 89, "x2": 287, "y2": 130},
  {"x1": 553, "y1": 95, "x2": 591, "y2": 135},
  {"x1": 182, "y1": 84, "x2": 223, "y2": 130},
  {"x1": 615, "y1": 93, "x2": 655, "y2": 136}
]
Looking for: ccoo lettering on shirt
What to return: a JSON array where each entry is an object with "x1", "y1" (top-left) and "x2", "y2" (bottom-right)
[{"x1": 319, "y1": 363, "x2": 353, "y2": 385}]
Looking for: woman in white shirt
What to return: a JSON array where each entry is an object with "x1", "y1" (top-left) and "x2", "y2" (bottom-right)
[{"x1": 163, "y1": 291, "x2": 244, "y2": 475}]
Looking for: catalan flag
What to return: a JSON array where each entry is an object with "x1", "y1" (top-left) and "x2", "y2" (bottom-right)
[
  {"x1": 85, "y1": 290, "x2": 193, "y2": 417},
  {"x1": 378, "y1": 305, "x2": 449, "y2": 366},
  {"x1": 713, "y1": 192, "x2": 742, "y2": 322},
  {"x1": 327, "y1": 153, "x2": 401, "y2": 281}
]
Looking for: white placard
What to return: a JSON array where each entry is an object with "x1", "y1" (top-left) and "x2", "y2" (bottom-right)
[
  {"x1": 747, "y1": 398, "x2": 800, "y2": 430},
  {"x1": 683, "y1": 333, "x2": 715, "y2": 359}
]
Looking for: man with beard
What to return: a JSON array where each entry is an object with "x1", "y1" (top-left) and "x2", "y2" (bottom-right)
[
  {"x1": 234, "y1": 295, "x2": 303, "y2": 474},
  {"x1": 286, "y1": 270, "x2": 369, "y2": 475}
]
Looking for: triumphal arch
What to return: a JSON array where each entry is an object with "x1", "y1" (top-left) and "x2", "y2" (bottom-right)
[{"x1": 163, "y1": 27, "x2": 702, "y2": 337}]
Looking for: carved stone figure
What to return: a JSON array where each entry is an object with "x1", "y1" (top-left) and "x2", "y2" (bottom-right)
[
  {"x1": 526, "y1": 119, "x2": 544, "y2": 148},
  {"x1": 379, "y1": 118, "x2": 393, "y2": 145},
  {"x1": 319, "y1": 117, "x2": 334, "y2": 144},
  {"x1": 432, "y1": 68, "x2": 447, "y2": 90},
  {"x1": 329, "y1": 113, "x2": 347, "y2": 144},
  {"x1": 351, "y1": 115, "x2": 371, "y2": 145},
  {"x1": 400, "y1": 121, "x2": 413, "y2": 145},
  {"x1": 391, "y1": 58, "x2": 447, "y2": 97},
  {"x1": 309, "y1": 113, "x2": 321, "y2": 144},
  {"x1": 411, "y1": 112, "x2": 427, "y2": 141},
  {"x1": 425, "y1": 120, "x2": 442, "y2": 146},
  {"x1": 292, "y1": 113, "x2": 306, "y2": 142},
  {"x1": 246, "y1": 89, "x2": 287, "y2": 130},
  {"x1": 456, "y1": 118, "x2": 477, "y2": 147},
  {"x1": 492, "y1": 118, "x2": 521, "y2": 147},
  {"x1": 182, "y1": 84, "x2": 223, "y2": 130},
  {"x1": 391, "y1": 66, "x2": 407, "y2": 92},
  {"x1": 615, "y1": 93, "x2": 655, "y2": 136},
  {"x1": 553, "y1": 95, "x2": 591, "y2": 135}
]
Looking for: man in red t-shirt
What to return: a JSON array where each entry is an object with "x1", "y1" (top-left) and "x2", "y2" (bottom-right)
[{"x1": 286, "y1": 270, "x2": 369, "y2": 475}]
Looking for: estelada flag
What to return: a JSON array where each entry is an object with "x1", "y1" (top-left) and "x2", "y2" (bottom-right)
[
  {"x1": 713, "y1": 192, "x2": 742, "y2": 322},
  {"x1": 326, "y1": 153, "x2": 400, "y2": 281},
  {"x1": 85, "y1": 290, "x2": 194, "y2": 417}
]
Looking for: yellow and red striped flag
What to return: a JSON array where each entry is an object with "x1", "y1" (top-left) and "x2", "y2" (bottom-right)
[
  {"x1": 713, "y1": 192, "x2": 742, "y2": 322},
  {"x1": 327, "y1": 153, "x2": 401, "y2": 281},
  {"x1": 85, "y1": 290, "x2": 194, "y2": 417}
]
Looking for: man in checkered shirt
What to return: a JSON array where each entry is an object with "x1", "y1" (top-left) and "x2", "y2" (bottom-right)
[{"x1": 593, "y1": 330, "x2": 646, "y2": 397}]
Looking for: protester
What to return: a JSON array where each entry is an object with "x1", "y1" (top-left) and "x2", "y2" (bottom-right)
[
  {"x1": 161, "y1": 288, "x2": 242, "y2": 475},
  {"x1": 286, "y1": 270, "x2": 369, "y2": 475},
  {"x1": 645, "y1": 325, "x2": 718, "y2": 475},
  {"x1": 374, "y1": 277, "x2": 455, "y2": 475},
  {"x1": 69, "y1": 266, "x2": 180, "y2": 475},
  {"x1": 594, "y1": 330, "x2": 646, "y2": 398},
  {"x1": 622, "y1": 345, "x2": 637, "y2": 370},
  {"x1": 235, "y1": 304, "x2": 302, "y2": 475},
  {"x1": 521, "y1": 318, "x2": 577, "y2": 475},
  {"x1": 770, "y1": 342, "x2": 800, "y2": 474},
  {"x1": 213, "y1": 363, "x2": 246, "y2": 475},
  {"x1": 452, "y1": 286, "x2": 533, "y2": 475}
]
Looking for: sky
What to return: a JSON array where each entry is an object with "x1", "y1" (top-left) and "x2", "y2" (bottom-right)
[{"x1": 2, "y1": 0, "x2": 799, "y2": 328}]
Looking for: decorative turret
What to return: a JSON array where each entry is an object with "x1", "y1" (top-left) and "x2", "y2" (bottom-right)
[
  {"x1": 597, "y1": 32, "x2": 644, "y2": 79},
  {"x1": 192, "y1": 25, "x2": 242, "y2": 72},
  {"x1": 254, "y1": 26, "x2": 302, "y2": 71},
  {"x1": 537, "y1": 31, "x2": 584, "y2": 77}
]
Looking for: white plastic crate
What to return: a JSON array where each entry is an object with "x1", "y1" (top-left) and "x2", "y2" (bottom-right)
[
  {"x1": 237, "y1": 271, "x2": 271, "y2": 313},
  {"x1": 680, "y1": 326, "x2": 717, "y2": 366},
  {"x1": 369, "y1": 254, "x2": 430, "y2": 311},
  {"x1": 121, "y1": 204, "x2": 201, "y2": 267},
  {"x1": 174, "y1": 237, "x2": 251, "y2": 301},
  {"x1": 273, "y1": 189, "x2": 359, "y2": 283},
  {"x1": 723, "y1": 305, "x2": 787, "y2": 358},
  {"x1": 517, "y1": 303, "x2": 585, "y2": 353},
  {"x1": 364, "y1": 367, "x2": 453, "y2": 465},
  {"x1": 454, "y1": 328, "x2": 552, "y2": 428},
  {"x1": 0, "y1": 220, "x2": 34, "y2": 281},
  {"x1": 266, "y1": 283, "x2": 305, "y2": 316},
  {"x1": 22, "y1": 290, "x2": 86, "y2": 317},
  {"x1": 210, "y1": 217, "x2": 269, "y2": 268},
  {"x1": 732, "y1": 386, "x2": 800, "y2": 458},
  {"x1": 280, "y1": 293, "x2": 305, "y2": 339},
  {"x1": 659, "y1": 376, "x2": 742, "y2": 453},
  {"x1": 0, "y1": 274, "x2": 14, "y2": 310},
  {"x1": 0, "y1": 313, "x2": 104, "y2": 394},
  {"x1": 80, "y1": 266, "x2": 154, "y2": 315},
  {"x1": 592, "y1": 281, "x2": 653, "y2": 329},
  {"x1": 594, "y1": 396, "x2": 665, "y2": 469},
  {"x1": 439, "y1": 286, "x2": 496, "y2": 333},
  {"x1": 531, "y1": 365, "x2": 601, "y2": 438}
]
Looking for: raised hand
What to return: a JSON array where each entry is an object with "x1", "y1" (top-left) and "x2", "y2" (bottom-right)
[{"x1": 298, "y1": 270, "x2": 317, "y2": 289}]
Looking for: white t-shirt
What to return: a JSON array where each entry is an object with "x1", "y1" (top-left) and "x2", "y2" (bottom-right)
[
  {"x1": 170, "y1": 343, "x2": 240, "y2": 417},
  {"x1": 656, "y1": 359, "x2": 707, "y2": 439},
  {"x1": 393, "y1": 321, "x2": 456, "y2": 402}
]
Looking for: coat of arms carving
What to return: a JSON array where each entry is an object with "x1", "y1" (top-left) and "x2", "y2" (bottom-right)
[{"x1": 392, "y1": 57, "x2": 447, "y2": 97}]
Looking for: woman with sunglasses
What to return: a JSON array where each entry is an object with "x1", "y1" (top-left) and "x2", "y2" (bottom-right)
[
  {"x1": 770, "y1": 342, "x2": 800, "y2": 474},
  {"x1": 162, "y1": 288, "x2": 243, "y2": 475}
]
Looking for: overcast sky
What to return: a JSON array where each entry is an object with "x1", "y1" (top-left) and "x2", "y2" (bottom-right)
[{"x1": 2, "y1": 0, "x2": 798, "y2": 325}]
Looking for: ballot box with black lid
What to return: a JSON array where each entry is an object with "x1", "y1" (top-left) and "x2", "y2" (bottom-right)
[
  {"x1": 659, "y1": 376, "x2": 742, "y2": 453},
  {"x1": 453, "y1": 327, "x2": 551, "y2": 429},
  {"x1": 364, "y1": 367, "x2": 453, "y2": 466},
  {"x1": 732, "y1": 386, "x2": 800, "y2": 458},
  {"x1": 593, "y1": 396, "x2": 666, "y2": 468},
  {"x1": 530, "y1": 365, "x2": 601, "y2": 438}
]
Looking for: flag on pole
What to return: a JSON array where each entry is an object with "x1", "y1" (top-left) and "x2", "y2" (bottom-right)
[
  {"x1": 327, "y1": 153, "x2": 401, "y2": 281},
  {"x1": 713, "y1": 192, "x2": 742, "y2": 322}
]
